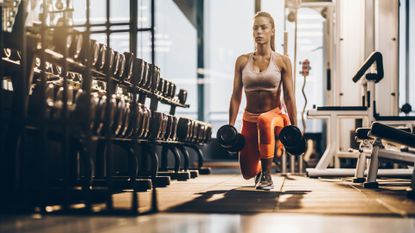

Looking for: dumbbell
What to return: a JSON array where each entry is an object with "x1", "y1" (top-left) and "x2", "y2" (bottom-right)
[
  {"x1": 156, "y1": 78, "x2": 164, "y2": 95},
  {"x1": 139, "y1": 105, "x2": 149, "y2": 138},
  {"x1": 111, "y1": 51, "x2": 121, "y2": 78},
  {"x1": 279, "y1": 125, "x2": 306, "y2": 156},
  {"x1": 169, "y1": 82, "x2": 176, "y2": 99},
  {"x1": 163, "y1": 80, "x2": 170, "y2": 97},
  {"x1": 149, "y1": 112, "x2": 164, "y2": 140},
  {"x1": 160, "y1": 114, "x2": 168, "y2": 140},
  {"x1": 178, "y1": 89, "x2": 187, "y2": 105},
  {"x1": 205, "y1": 125, "x2": 212, "y2": 143},
  {"x1": 76, "y1": 39, "x2": 100, "y2": 67},
  {"x1": 53, "y1": 27, "x2": 74, "y2": 57},
  {"x1": 112, "y1": 95, "x2": 128, "y2": 136},
  {"x1": 69, "y1": 32, "x2": 84, "y2": 60},
  {"x1": 95, "y1": 43, "x2": 107, "y2": 71},
  {"x1": 198, "y1": 123, "x2": 206, "y2": 143},
  {"x1": 94, "y1": 93, "x2": 117, "y2": 136},
  {"x1": 136, "y1": 59, "x2": 147, "y2": 88},
  {"x1": 71, "y1": 90, "x2": 100, "y2": 133},
  {"x1": 142, "y1": 107, "x2": 152, "y2": 138},
  {"x1": 150, "y1": 65, "x2": 160, "y2": 92},
  {"x1": 131, "y1": 58, "x2": 143, "y2": 86},
  {"x1": 123, "y1": 52, "x2": 135, "y2": 83},
  {"x1": 177, "y1": 118, "x2": 191, "y2": 142},
  {"x1": 188, "y1": 120, "x2": 195, "y2": 142},
  {"x1": 119, "y1": 98, "x2": 132, "y2": 137},
  {"x1": 104, "y1": 48, "x2": 115, "y2": 74},
  {"x1": 192, "y1": 121, "x2": 199, "y2": 142},
  {"x1": 140, "y1": 62, "x2": 150, "y2": 89},
  {"x1": 123, "y1": 101, "x2": 138, "y2": 138},
  {"x1": 165, "y1": 81, "x2": 171, "y2": 98},
  {"x1": 216, "y1": 124, "x2": 245, "y2": 152},
  {"x1": 91, "y1": 94, "x2": 106, "y2": 135},
  {"x1": 164, "y1": 114, "x2": 172, "y2": 140},
  {"x1": 144, "y1": 64, "x2": 154, "y2": 90},
  {"x1": 171, "y1": 116, "x2": 179, "y2": 141},
  {"x1": 52, "y1": 86, "x2": 75, "y2": 119},
  {"x1": 29, "y1": 83, "x2": 56, "y2": 119},
  {"x1": 116, "y1": 53, "x2": 126, "y2": 80},
  {"x1": 132, "y1": 103, "x2": 144, "y2": 138},
  {"x1": 193, "y1": 121, "x2": 200, "y2": 142},
  {"x1": 138, "y1": 104, "x2": 148, "y2": 139}
]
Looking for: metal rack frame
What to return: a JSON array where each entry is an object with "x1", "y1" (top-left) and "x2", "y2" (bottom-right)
[{"x1": 0, "y1": 0, "x2": 211, "y2": 215}]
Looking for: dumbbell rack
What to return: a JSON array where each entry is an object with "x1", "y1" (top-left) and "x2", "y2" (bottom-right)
[{"x1": 0, "y1": 0, "x2": 212, "y2": 215}]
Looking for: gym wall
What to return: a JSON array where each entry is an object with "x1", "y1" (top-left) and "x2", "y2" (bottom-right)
[{"x1": 335, "y1": 0, "x2": 366, "y2": 150}]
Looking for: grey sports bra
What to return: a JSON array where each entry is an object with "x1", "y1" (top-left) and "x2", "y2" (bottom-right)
[{"x1": 242, "y1": 52, "x2": 282, "y2": 93}]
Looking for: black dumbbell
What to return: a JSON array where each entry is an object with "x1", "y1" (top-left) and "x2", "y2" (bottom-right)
[
  {"x1": 92, "y1": 94, "x2": 106, "y2": 135},
  {"x1": 119, "y1": 98, "x2": 132, "y2": 137},
  {"x1": 178, "y1": 89, "x2": 187, "y2": 104},
  {"x1": 143, "y1": 63, "x2": 153, "y2": 90},
  {"x1": 123, "y1": 101, "x2": 138, "y2": 138},
  {"x1": 131, "y1": 58, "x2": 142, "y2": 86},
  {"x1": 156, "y1": 78, "x2": 164, "y2": 95},
  {"x1": 111, "y1": 51, "x2": 121, "y2": 78},
  {"x1": 279, "y1": 125, "x2": 306, "y2": 156},
  {"x1": 205, "y1": 125, "x2": 212, "y2": 143},
  {"x1": 29, "y1": 83, "x2": 56, "y2": 119},
  {"x1": 169, "y1": 82, "x2": 176, "y2": 99},
  {"x1": 132, "y1": 103, "x2": 143, "y2": 138},
  {"x1": 101, "y1": 47, "x2": 115, "y2": 74},
  {"x1": 142, "y1": 107, "x2": 152, "y2": 138},
  {"x1": 136, "y1": 59, "x2": 146, "y2": 87},
  {"x1": 69, "y1": 32, "x2": 83, "y2": 60},
  {"x1": 151, "y1": 65, "x2": 160, "y2": 92},
  {"x1": 123, "y1": 52, "x2": 135, "y2": 83},
  {"x1": 86, "y1": 40, "x2": 100, "y2": 67},
  {"x1": 177, "y1": 118, "x2": 190, "y2": 142},
  {"x1": 52, "y1": 85, "x2": 75, "y2": 119},
  {"x1": 171, "y1": 116, "x2": 179, "y2": 141},
  {"x1": 70, "y1": 90, "x2": 100, "y2": 133},
  {"x1": 153, "y1": 112, "x2": 162, "y2": 140},
  {"x1": 160, "y1": 114, "x2": 168, "y2": 140},
  {"x1": 95, "y1": 43, "x2": 107, "y2": 71},
  {"x1": 117, "y1": 53, "x2": 126, "y2": 80},
  {"x1": 112, "y1": 95, "x2": 127, "y2": 136},
  {"x1": 216, "y1": 124, "x2": 245, "y2": 152},
  {"x1": 139, "y1": 60, "x2": 150, "y2": 88}
]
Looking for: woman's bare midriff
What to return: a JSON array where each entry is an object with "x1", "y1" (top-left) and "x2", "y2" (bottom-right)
[{"x1": 245, "y1": 89, "x2": 282, "y2": 113}]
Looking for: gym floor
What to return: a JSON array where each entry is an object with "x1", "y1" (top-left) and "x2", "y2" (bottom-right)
[{"x1": 1, "y1": 167, "x2": 415, "y2": 233}]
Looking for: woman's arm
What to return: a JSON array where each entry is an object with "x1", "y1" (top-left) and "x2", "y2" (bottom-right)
[
  {"x1": 229, "y1": 56, "x2": 245, "y2": 126},
  {"x1": 281, "y1": 55, "x2": 298, "y2": 126}
]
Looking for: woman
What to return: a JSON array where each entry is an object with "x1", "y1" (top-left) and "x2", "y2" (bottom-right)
[{"x1": 228, "y1": 11, "x2": 297, "y2": 190}]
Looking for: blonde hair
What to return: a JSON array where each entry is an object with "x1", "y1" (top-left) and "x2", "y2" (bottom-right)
[{"x1": 254, "y1": 11, "x2": 276, "y2": 51}]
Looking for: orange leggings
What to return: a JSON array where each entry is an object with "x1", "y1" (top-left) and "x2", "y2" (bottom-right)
[{"x1": 239, "y1": 107, "x2": 290, "y2": 179}]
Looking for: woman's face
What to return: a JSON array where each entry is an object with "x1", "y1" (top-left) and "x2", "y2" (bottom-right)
[{"x1": 253, "y1": 16, "x2": 274, "y2": 45}]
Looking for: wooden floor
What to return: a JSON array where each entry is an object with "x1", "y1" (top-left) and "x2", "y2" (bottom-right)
[
  {"x1": 114, "y1": 173, "x2": 415, "y2": 216},
  {"x1": 2, "y1": 172, "x2": 415, "y2": 233}
]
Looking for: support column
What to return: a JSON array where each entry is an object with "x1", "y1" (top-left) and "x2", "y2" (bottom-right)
[{"x1": 196, "y1": 0, "x2": 204, "y2": 121}]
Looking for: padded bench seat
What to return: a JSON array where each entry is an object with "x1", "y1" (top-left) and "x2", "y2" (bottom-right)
[{"x1": 375, "y1": 115, "x2": 415, "y2": 121}]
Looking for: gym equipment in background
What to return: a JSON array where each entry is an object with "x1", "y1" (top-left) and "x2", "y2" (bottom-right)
[
  {"x1": 306, "y1": 51, "x2": 415, "y2": 178},
  {"x1": 362, "y1": 122, "x2": 415, "y2": 199}
]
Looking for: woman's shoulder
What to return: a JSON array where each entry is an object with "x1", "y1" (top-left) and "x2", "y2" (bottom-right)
[
  {"x1": 272, "y1": 52, "x2": 290, "y2": 62},
  {"x1": 236, "y1": 53, "x2": 251, "y2": 63},
  {"x1": 272, "y1": 52, "x2": 291, "y2": 70},
  {"x1": 235, "y1": 53, "x2": 251, "y2": 69}
]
